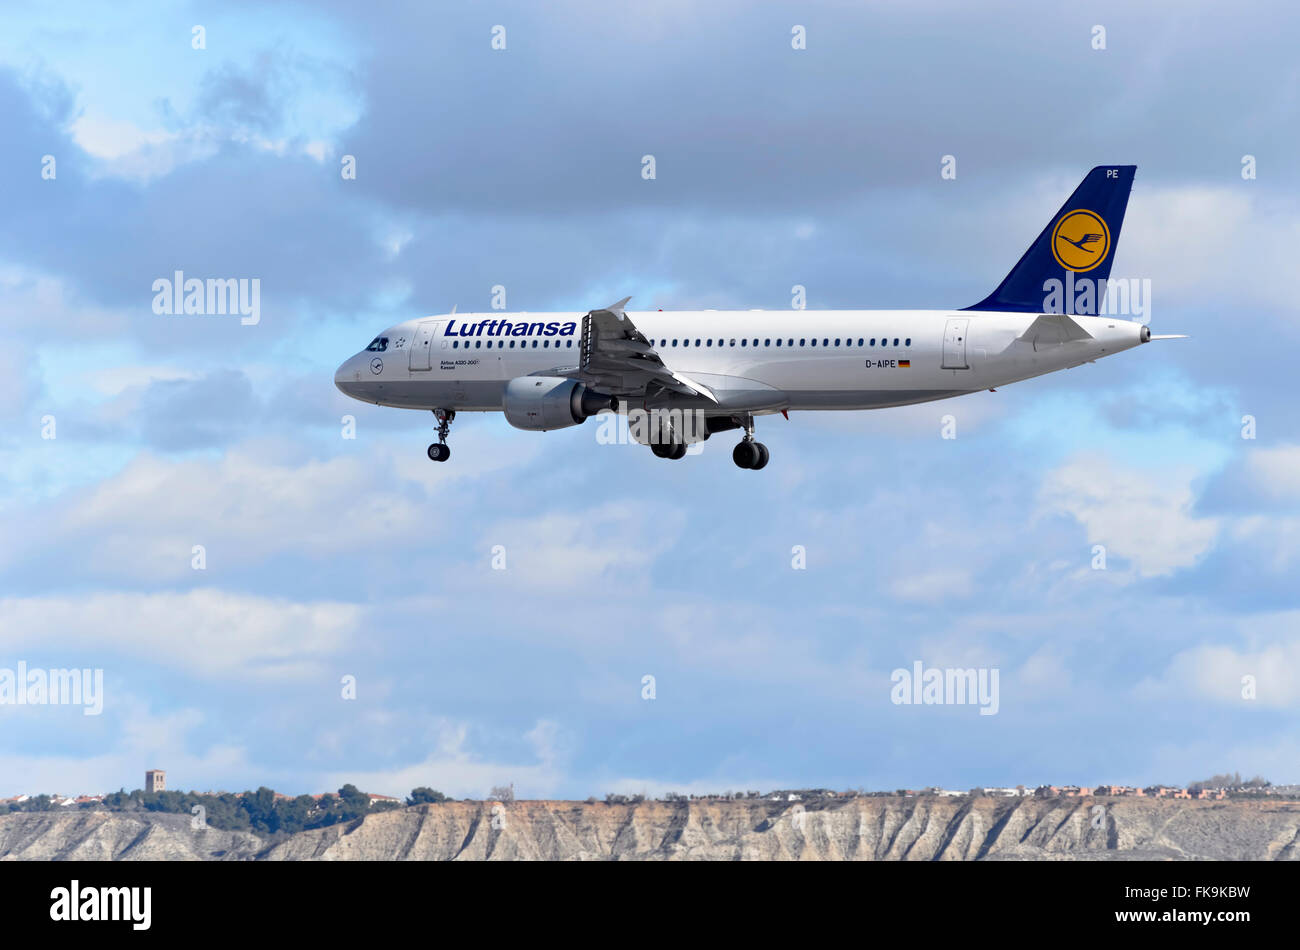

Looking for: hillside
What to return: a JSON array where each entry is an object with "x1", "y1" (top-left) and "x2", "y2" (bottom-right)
[{"x1": 3, "y1": 796, "x2": 1298, "y2": 861}]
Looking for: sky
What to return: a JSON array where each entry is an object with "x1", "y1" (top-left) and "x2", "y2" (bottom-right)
[{"x1": 0, "y1": 0, "x2": 1297, "y2": 799}]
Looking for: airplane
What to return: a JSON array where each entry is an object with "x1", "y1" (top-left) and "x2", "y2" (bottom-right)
[{"x1": 335, "y1": 165, "x2": 1183, "y2": 469}]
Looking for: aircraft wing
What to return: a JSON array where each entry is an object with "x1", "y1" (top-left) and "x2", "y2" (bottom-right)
[{"x1": 549, "y1": 297, "x2": 717, "y2": 402}]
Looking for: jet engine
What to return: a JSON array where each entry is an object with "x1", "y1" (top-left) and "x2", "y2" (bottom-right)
[{"x1": 503, "y1": 376, "x2": 618, "y2": 431}]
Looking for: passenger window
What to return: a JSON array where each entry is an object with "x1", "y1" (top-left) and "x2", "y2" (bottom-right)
[
  {"x1": 672, "y1": 339, "x2": 678, "y2": 346},
  {"x1": 740, "y1": 339, "x2": 746, "y2": 347},
  {"x1": 905, "y1": 338, "x2": 911, "y2": 346},
  {"x1": 764, "y1": 339, "x2": 770, "y2": 346},
  {"x1": 799, "y1": 338, "x2": 806, "y2": 346},
  {"x1": 893, "y1": 338, "x2": 899, "y2": 346},
  {"x1": 834, "y1": 339, "x2": 841, "y2": 347}
]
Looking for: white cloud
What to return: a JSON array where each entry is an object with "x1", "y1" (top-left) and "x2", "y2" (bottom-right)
[
  {"x1": 70, "y1": 113, "x2": 176, "y2": 159},
  {"x1": 4, "y1": 439, "x2": 519, "y2": 581},
  {"x1": 1243, "y1": 445, "x2": 1300, "y2": 500},
  {"x1": 1123, "y1": 184, "x2": 1300, "y2": 315},
  {"x1": 1136, "y1": 630, "x2": 1300, "y2": 709},
  {"x1": 323, "y1": 718, "x2": 567, "y2": 799},
  {"x1": 0, "y1": 589, "x2": 357, "y2": 679},
  {"x1": 476, "y1": 502, "x2": 685, "y2": 592},
  {"x1": 0, "y1": 694, "x2": 250, "y2": 797},
  {"x1": 890, "y1": 568, "x2": 974, "y2": 603},
  {"x1": 1039, "y1": 454, "x2": 1219, "y2": 577}
]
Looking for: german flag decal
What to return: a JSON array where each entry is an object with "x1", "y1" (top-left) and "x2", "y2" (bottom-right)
[{"x1": 899, "y1": 359, "x2": 911, "y2": 368}]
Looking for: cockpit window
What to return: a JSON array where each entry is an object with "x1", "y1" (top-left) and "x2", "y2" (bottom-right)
[{"x1": 365, "y1": 336, "x2": 388, "y2": 352}]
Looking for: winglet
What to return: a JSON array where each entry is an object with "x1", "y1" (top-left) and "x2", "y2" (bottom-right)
[{"x1": 603, "y1": 296, "x2": 632, "y2": 320}]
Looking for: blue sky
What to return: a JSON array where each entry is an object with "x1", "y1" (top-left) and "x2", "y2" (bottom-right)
[{"x1": 1, "y1": 0, "x2": 1298, "y2": 798}]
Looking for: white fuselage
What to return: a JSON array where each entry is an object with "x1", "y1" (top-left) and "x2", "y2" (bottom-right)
[{"x1": 334, "y1": 309, "x2": 1149, "y2": 415}]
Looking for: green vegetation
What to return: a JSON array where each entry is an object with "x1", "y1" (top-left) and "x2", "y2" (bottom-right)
[
  {"x1": 0, "y1": 786, "x2": 450, "y2": 836},
  {"x1": 1189, "y1": 773, "x2": 1269, "y2": 791}
]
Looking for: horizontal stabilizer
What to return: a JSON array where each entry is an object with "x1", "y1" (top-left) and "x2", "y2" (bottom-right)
[{"x1": 1017, "y1": 313, "x2": 1093, "y2": 345}]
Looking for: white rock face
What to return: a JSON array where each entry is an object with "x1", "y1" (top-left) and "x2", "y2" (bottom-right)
[{"x1": 3, "y1": 797, "x2": 1298, "y2": 861}]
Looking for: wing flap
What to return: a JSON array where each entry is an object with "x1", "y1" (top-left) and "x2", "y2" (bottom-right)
[{"x1": 571, "y1": 296, "x2": 716, "y2": 401}]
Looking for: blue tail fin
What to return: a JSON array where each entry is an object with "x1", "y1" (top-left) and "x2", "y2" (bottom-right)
[{"x1": 965, "y1": 165, "x2": 1136, "y2": 313}]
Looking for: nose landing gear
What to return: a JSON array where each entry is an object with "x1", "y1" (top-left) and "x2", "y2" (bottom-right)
[{"x1": 427, "y1": 408, "x2": 455, "y2": 462}]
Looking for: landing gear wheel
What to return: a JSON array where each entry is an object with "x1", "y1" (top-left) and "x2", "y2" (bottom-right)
[
  {"x1": 652, "y1": 439, "x2": 687, "y2": 460},
  {"x1": 428, "y1": 409, "x2": 455, "y2": 462},
  {"x1": 751, "y1": 442, "x2": 769, "y2": 470},
  {"x1": 733, "y1": 441, "x2": 761, "y2": 469}
]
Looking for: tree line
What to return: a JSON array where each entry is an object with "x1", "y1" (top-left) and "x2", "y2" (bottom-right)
[{"x1": 1, "y1": 785, "x2": 452, "y2": 836}]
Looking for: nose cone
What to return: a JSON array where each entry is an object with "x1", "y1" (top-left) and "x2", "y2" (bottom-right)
[{"x1": 335, "y1": 355, "x2": 361, "y2": 398}]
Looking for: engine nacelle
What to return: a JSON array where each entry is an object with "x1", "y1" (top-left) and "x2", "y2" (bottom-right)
[{"x1": 503, "y1": 376, "x2": 618, "y2": 431}]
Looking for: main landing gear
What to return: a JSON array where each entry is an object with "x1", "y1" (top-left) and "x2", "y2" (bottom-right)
[
  {"x1": 733, "y1": 440, "x2": 769, "y2": 470},
  {"x1": 427, "y1": 408, "x2": 454, "y2": 462},
  {"x1": 651, "y1": 440, "x2": 687, "y2": 461},
  {"x1": 732, "y1": 415, "x2": 769, "y2": 470}
]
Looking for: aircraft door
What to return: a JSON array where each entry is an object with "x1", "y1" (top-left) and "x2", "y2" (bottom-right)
[
  {"x1": 942, "y1": 317, "x2": 970, "y2": 370},
  {"x1": 410, "y1": 321, "x2": 441, "y2": 371}
]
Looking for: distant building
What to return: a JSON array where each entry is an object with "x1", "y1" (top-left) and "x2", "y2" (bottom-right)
[
  {"x1": 1145, "y1": 786, "x2": 1182, "y2": 798},
  {"x1": 145, "y1": 770, "x2": 166, "y2": 794}
]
